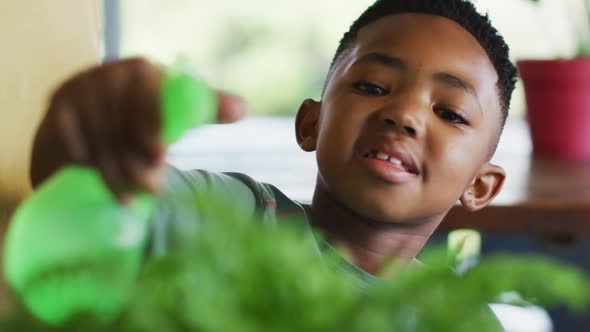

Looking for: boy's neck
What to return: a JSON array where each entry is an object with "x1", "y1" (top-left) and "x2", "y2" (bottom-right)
[{"x1": 309, "y1": 186, "x2": 445, "y2": 275}]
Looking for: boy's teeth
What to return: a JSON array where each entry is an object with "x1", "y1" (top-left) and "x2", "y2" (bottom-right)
[
  {"x1": 389, "y1": 157, "x2": 402, "y2": 166},
  {"x1": 376, "y1": 152, "x2": 389, "y2": 161},
  {"x1": 365, "y1": 149, "x2": 411, "y2": 172}
]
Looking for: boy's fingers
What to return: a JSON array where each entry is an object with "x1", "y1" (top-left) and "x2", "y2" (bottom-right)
[
  {"x1": 216, "y1": 92, "x2": 246, "y2": 124},
  {"x1": 96, "y1": 154, "x2": 127, "y2": 200},
  {"x1": 52, "y1": 102, "x2": 90, "y2": 164},
  {"x1": 123, "y1": 99, "x2": 162, "y2": 166},
  {"x1": 121, "y1": 151, "x2": 163, "y2": 194}
]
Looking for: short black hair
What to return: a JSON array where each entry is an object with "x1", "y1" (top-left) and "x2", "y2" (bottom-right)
[{"x1": 327, "y1": 0, "x2": 518, "y2": 131}]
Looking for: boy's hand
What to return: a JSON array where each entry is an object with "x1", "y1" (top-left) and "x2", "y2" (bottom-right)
[{"x1": 32, "y1": 57, "x2": 246, "y2": 202}]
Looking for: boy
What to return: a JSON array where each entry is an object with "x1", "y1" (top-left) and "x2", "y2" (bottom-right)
[{"x1": 30, "y1": 0, "x2": 517, "y2": 278}]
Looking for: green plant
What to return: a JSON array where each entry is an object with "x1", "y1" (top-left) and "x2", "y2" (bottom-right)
[
  {"x1": 529, "y1": 0, "x2": 590, "y2": 56},
  {"x1": 1, "y1": 194, "x2": 589, "y2": 332}
]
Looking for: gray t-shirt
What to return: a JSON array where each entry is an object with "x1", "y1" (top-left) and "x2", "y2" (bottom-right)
[{"x1": 146, "y1": 166, "x2": 377, "y2": 286}]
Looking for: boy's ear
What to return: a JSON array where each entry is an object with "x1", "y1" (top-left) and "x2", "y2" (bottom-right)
[
  {"x1": 459, "y1": 163, "x2": 506, "y2": 212},
  {"x1": 295, "y1": 99, "x2": 321, "y2": 152}
]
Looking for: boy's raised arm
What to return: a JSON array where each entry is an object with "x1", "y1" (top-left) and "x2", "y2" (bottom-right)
[{"x1": 30, "y1": 57, "x2": 245, "y2": 201}]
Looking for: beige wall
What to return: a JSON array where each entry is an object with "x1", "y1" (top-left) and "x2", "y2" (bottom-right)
[
  {"x1": 0, "y1": 0, "x2": 101, "y2": 311},
  {"x1": 0, "y1": 0, "x2": 101, "y2": 205}
]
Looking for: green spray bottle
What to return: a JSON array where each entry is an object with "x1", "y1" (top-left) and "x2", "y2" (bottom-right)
[{"x1": 3, "y1": 66, "x2": 217, "y2": 325}]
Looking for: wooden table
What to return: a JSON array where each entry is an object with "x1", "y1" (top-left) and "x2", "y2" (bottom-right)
[{"x1": 440, "y1": 122, "x2": 590, "y2": 235}]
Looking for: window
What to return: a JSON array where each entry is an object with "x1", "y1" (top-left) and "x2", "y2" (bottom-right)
[
  {"x1": 113, "y1": 0, "x2": 584, "y2": 119},
  {"x1": 118, "y1": 0, "x2": 374, "y2": 116}
]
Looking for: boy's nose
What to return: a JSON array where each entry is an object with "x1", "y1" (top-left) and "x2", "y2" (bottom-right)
[
  {"x1": 382, "y1": 117, "x2": 417, "y2": 136},
  {"x1": 377, "y1": 102, "x2": 426, "y2": 139}
]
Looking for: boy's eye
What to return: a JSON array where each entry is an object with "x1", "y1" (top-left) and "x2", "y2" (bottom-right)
[
  {"x1": 434, "y1": 107, "x2": 468, "y2": 125},
  {"x1": 352, "y1": 81, "x2": 388, "y2": 96}
]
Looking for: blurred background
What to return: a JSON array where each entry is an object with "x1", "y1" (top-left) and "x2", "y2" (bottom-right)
[{"x1": 116, "y1": 0, "x2": 582, "y2": 118}]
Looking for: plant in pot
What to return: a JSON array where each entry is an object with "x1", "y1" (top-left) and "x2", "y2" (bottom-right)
[{"x1": 518, "y1": 0, "x2": 590, "y2": 160}]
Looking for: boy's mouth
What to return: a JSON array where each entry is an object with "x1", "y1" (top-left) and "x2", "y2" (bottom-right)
[{"x1": 362, "y1": 149, "x2": 419, "y2": 175}]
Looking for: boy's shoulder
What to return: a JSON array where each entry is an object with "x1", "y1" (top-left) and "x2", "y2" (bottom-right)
[
  {"x1": 147, "y1": 166, "x2": 309, "y2": 254},
  {"x1": 160, "y1": 166, "x2": 306, "y2": 220}
]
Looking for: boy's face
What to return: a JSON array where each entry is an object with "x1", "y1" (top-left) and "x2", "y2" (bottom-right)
[{"x1": 297, "y1": 13, "x2": 504, "y2": 224}]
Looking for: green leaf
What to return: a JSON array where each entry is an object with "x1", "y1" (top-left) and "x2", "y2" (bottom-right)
[{"x1": 2, "y1": 194, "x2": 589, "y2": 331}]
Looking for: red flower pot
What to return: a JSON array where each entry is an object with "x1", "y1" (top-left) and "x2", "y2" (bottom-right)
[{"x1": 517, "y1": 59, "x2": 590, "y2": 160}]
